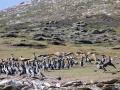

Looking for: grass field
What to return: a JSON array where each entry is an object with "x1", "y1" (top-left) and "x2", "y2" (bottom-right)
[{"x1": 0, "y1": 37, "x2": 120, "y2": 83}]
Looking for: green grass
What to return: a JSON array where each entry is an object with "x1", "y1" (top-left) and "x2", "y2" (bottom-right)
[
  {"x1": 113, "y1": 26, "x2": 120, "y2": 34},
  {"x1": 42, "y1": 63, "x2": 120, "y2": 83},
  {"x1": 0, "y1": 37, "x2": 120, "y2": 83},
  {"x1": 0, "y1": 37, "x2": 119, "y2": 58},
  {"x1": 0, "y1": 28, "x2": 6, "y2": 33}
]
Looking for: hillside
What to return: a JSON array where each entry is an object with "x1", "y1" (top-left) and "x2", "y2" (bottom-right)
[
  {"x1": 0, "y1": 0, "x2": 120, "y2": 46},
  {"x1": 0, "y1": 1, "x2": 120, "y2": 89}
]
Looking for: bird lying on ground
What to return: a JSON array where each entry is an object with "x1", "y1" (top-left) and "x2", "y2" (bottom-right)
[{"x1": 20, "y1": 56, "x2": 30, "y2": 61}]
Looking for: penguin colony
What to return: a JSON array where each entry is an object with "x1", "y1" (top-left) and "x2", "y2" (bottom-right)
[{"x1": 0, "y1": 52, "x2": 116, "y2": 78}]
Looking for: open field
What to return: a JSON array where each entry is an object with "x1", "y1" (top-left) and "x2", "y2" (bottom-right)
[{"x1": 0, "y1": 37, "x2": 120, "y2": 83}]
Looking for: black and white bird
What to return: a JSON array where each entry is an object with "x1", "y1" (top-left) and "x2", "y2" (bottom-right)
[
  {"x1": 11, "y1": 54, "x2": 15, "y2": 61},
  {"x1": 33, "y1": 53, "x2": 37, "y2": 60}
]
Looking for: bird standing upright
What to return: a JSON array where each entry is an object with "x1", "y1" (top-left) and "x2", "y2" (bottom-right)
[
  {"x1": 11, "y1": 54, "x2": 15, "y2": 61},
  {"x1": 33, "y1": 53, "x2": 37, "y2": 60}
]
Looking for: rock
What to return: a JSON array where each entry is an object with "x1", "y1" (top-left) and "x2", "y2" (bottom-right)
[
  {"x1": 44, "y1": 82, "x2": 52, "y2": 87},
  {"x1": 23, "y1": 79, "x2": 31, "y2": 86},
  {"x1": 48, "y1": 88, "x2": 54, "y2": 90},
  {"x1": 0, "y1": 79, "x2": 24, "y2": 88},
  {"x1": 77, "y1": 87, "x2": 91, "y2": 90},
  {"x1": 12, "y1": 43, "x2": 47, "y2": 49},
  {"x1": 20, "y1": 39, "x2": 26, "y2": 42},
  {"x1": 62, "y1": 81, "x2": 76, "y2": 87},
  {"x1": 52, "y1": 41, "x2": 62, "y2": 45},
  {"x1": 56, "y1": 83, "x2": 61, "y2": 88},
  {"x1": 42, "y1": 27, "x2": 48, "y2": 30},
  {"x1": 90, "y1": 84, "x2": 102, "y2": 90},
  {"x1": 95, "y1": 39, "x2": 102, "y2": 43},
  {"x1": 1, "y1": 33, "x2": 17, "y2": 38},
  {"x1": 32, "y1": 33, "x2": 45, "y2": 38},
  {"x1": 40, "y1": 85, "x2": 46, "y2": 90},
  {"x1": 96, "y1": 83, "x2": 104, "y2": 87},
  {"x1": 48, "y1": 40, "x2": 65, "y2": 45},
  {"x1": 75, "y1": 40, "x2": 93, "y2": 44},
  {"x1": 101, "y1": 29, "x2": 116, "y2": 34},
  {"x1": 74, "y1": 82, "x2": 83, "y2": 87},
  {"x1": 12, "y1": 43, "x2": 32, "y2": 47},
  {"x1": 102, "y1": 86, "x2": 117, "y2": 90},
  {"x1": 11, "y1": 80, "x2": 23, "y2": 87},
  {"x1": 116, "y1": 80, "x2": 120, "y2": 83},
  {"x1": 44, "y1": 82, "x2": 56, "y2": 88},
  {"x1": 56, "y1": 77, "x2": 61, "y2": 80},
  {"x1": 112, "y1": 45, "x2": 120, "y2": 50},
  {"x1": 0, "y1": 79, "x2": 12, "y2": 85},
  {"x1": 91, "y1": 30, "x2": 101, "y2": 34},
  {"x1": 2, "y1": 85, "x2": 21, "y2": 90},
  {"x1": 53, "y1": 37, "x2": 64, "y2": 41},
  {"x1": 33, "y1": 36, "x2": 45, "y2": 41},
  {"x1": 21, "y1": 86, "x2": 32, "y2": 90},
  {"x1": 73, "y1": 21, "x2": 87, "y2": 27},
  {"x1": 32, "y1": 80, "x2": 46, "y2": 89},
  {"x1": 81, "y1": 29, "x2": 88, "y2": 32},
  {"x1": 0, "y1": 85, "x2": 5, "y2": 89},
  {"x1": 101, "y1": 79, "x2": 119, "y2": 84},
  {"x1": 73, "y1": 82, "x2": 82, "y2": 87}
]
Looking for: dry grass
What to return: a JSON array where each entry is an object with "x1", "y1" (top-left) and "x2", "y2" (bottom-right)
[
  {"x1": 0, "y1": 38, "x2": 120, "y2": 83},
  {"x1": 42, "y1": 62, "x2": 120, "y2": 83}
]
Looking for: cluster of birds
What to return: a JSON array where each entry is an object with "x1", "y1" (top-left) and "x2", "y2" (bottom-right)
[
  {"x1": 0, "y1": 52, "x2": 78, "y2": 78},
  {"x1": 95, "y1": 55, "x2": 116, "y2": 72},
  {"x1": 0, "y1": 55, "x2": 44, "y2": 79},
  {"x1": 69, "y1": 52, "x2": 117, "y2": 73},
  {"x1": 0, "y1": 52, "x2": 117, "y2": 78},
  {"x1": 79, "y1": 53, "x2": 117, "y2": 72}
]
